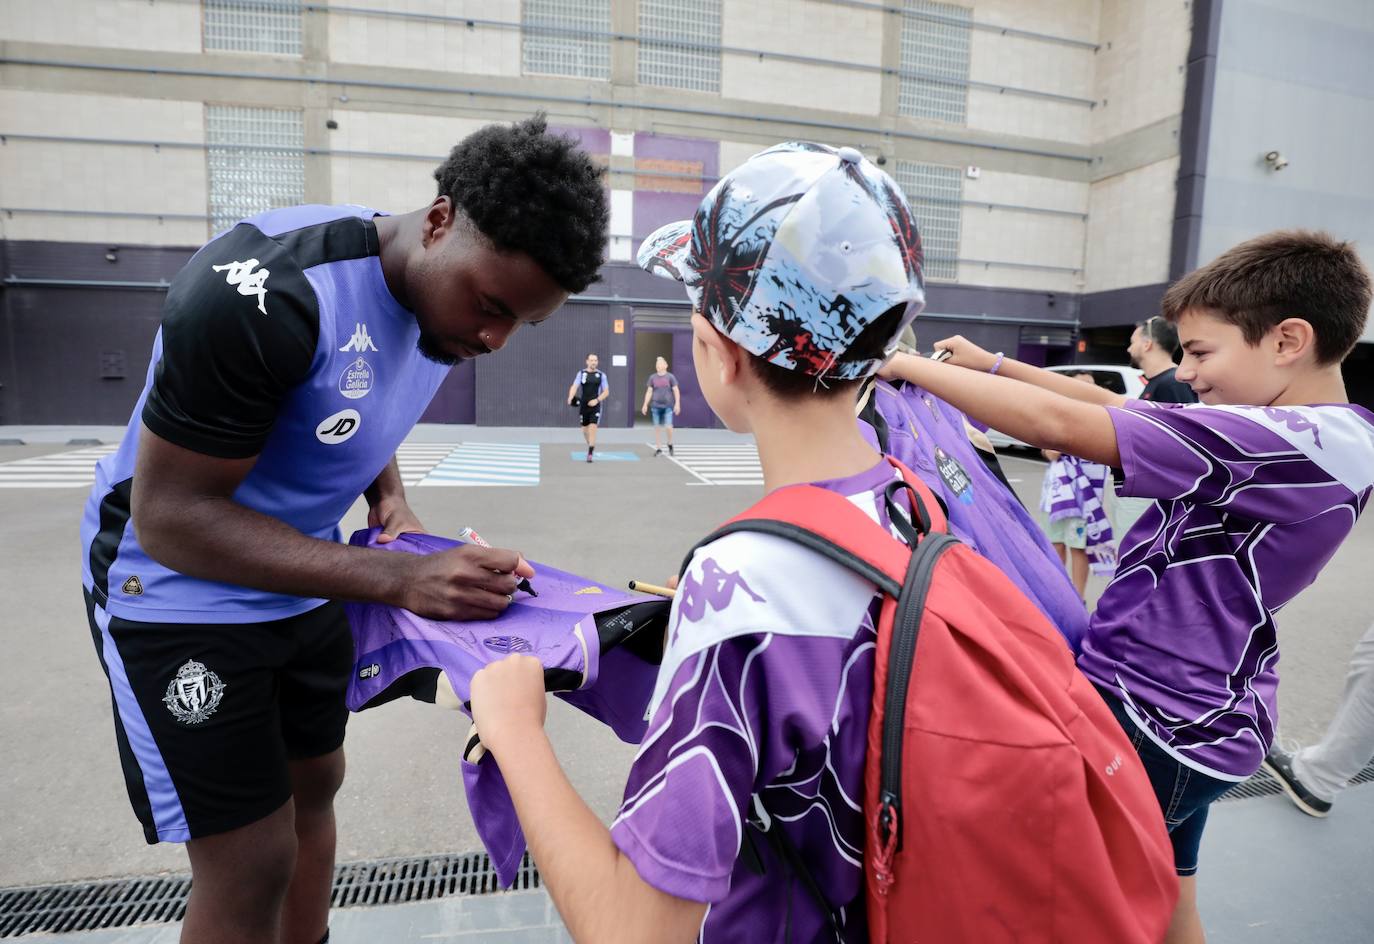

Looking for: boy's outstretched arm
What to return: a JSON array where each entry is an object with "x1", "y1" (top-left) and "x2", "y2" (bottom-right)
[
  {"x1": 469, "y1": 655, "x2": 708, "y2": 944},
  {"x1": 882, "y1": 352, "x2": 1122, "y2": 468},
  {"x1": 936, "y1": 336, "x2": 1129, "y2": 408}
]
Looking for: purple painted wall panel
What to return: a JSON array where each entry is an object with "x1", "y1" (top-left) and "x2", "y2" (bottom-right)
[
  {"x1": 549, "y1": 125, "x2": 611, "y2": 157},
  {"x1": 419, "y1": 359, "x2": 476, "y2": 424},
  {"x1": 631, "y1": 133, "x2": 718, "y2": 255}
]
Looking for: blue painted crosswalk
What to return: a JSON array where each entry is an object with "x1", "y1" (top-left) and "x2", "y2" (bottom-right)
[{"x1": 417, "y1": 442, "x2": 540, "y2": 487}]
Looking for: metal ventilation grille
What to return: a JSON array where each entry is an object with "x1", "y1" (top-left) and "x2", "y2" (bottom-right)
[
  {"x1": 893, "y1": 161, "x2": 962, "y2": 282},
  {"x1": 0, "y1": 875, "x2": 190, "y2": 938},
  {"x1": 522, "y1": 0, "x2": 612, "y2": 80},
  {"x1": 1217, "y1": 758, "x2": 1374, "y2": 803},
  {"x1": 638, "y1": 0, "x2": 722, "y2": 93},
  {"x1": 206, "y1": 105, "x2": 306, "y2": 236},
  {"x1": 898, "y1": 0, "x2": 972, "y2": 124},
  {"x1": 204, "y1": 0, "x2": 303, "y2": 56},
  {"x1": 0, "y1": 852, "x2": 539, "y2": 937}
]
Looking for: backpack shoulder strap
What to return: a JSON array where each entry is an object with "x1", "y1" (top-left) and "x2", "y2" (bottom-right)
[
  {"x1": 677, "y1": 483, "x2": 907, "y2": 593},
  {"x1": 677, "y1": 456, "x2": 948, "y2": 587}
]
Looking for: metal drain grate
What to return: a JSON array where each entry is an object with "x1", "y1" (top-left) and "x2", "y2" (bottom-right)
[
  {"x1": 0, "y1": 852, "x2": 539, "y2": 937},
  {"x1": 6, "y1": 761, "x2": 1374, "y2": 937},
  {"x1": 0, "y1": 874, "x2": 190, "y2": 938},
  {"x1": 1217, "y1": 758, "x2": 1374, "y2": 803},
  {"x1": 330, "y1": 851, "x2": 539, "y2": 908}
]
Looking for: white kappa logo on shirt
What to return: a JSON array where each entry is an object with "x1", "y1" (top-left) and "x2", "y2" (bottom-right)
[
  {"x1": 339, "y1": 323, "x2": 379, "y2": 353},
  {"x1": 212, "y1": 259, "x2": 270, "y2": 315},
  {"x1": 316, "y1": 408, "x2": 362, "y2": 444}
]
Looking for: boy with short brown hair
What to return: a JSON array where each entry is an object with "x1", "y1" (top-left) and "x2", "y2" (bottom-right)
[{"x1": 881, "y1": 229, "x2": 1374, "y2": 943}]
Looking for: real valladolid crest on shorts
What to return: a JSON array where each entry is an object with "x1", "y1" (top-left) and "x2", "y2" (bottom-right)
[
  {"x1": 637, "y1": 141, "x2": 926, "y2": 381},
  {"x1": 163, "y1": 659, "x2": 227, "y2": 725}
]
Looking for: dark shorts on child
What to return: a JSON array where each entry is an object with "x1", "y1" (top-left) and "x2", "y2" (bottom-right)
[
  {"x1": 650, "y1": 405, "x2": 672, "y2": 426},
  {"x1": 1094, "y1": 685, "x2": 1234, "y2": 875}
]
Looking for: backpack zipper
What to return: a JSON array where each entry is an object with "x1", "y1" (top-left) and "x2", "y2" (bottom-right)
[{"x1": 877, "y1": 534, "x2": 958, "y2": 867}]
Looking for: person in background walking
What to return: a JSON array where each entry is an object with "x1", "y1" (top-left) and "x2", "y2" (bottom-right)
[
  {"x1": 569, "y1": 354, "x2": 609, "y2": 463},
  {"x1": 1265, "y1": 620, "x2": 1374, "y2": 817},
  {"x1": 641, "y1": 356, "x2": 680, "y2": 456}
]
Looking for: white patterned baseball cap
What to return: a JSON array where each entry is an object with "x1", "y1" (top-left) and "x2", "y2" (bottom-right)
[{"x1": 637, "y1": 142, "x2": 926, "y2": 380}]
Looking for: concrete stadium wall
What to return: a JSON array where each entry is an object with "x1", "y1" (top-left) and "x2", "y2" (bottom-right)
[
  {"x1": 2, "y1": 0, "x2": 1218, "y2": 426},
  {"x1": 1197, "y1": 0, "x2": 1374, "y2": 343}
]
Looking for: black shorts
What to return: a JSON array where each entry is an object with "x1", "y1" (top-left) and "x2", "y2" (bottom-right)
[
  {"x1": 84, "y1": 590, "x2": 354, "y2": 844},
  {"x1": 579, "y1": 406, "x2": 602, "y2": 427}
]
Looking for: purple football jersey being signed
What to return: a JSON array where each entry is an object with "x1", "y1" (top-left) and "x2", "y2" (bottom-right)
[
  {"x1": 1082, "y1": 402, "x2": 1374, "y2": 780},
  {"x1": 344, "y1": 529, "x2": 664, "y2": 886}
]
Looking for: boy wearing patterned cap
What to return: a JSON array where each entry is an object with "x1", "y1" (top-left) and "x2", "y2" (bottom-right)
[{"x1": 469, "y1": 142, "x2": 924, "y2": 941}]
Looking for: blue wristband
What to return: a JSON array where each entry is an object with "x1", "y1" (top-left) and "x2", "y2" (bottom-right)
[{"x1": 989, "y1": 352, "x2": 1005, "y2": 375}]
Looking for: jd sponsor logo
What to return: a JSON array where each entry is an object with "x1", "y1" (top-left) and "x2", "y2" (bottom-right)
[
  {"x1": 316, "y1": 408, "x2": 361, "y2": 444},
  {"x1": 338, "y1": 357, "x2": 374, "y2": 400}
]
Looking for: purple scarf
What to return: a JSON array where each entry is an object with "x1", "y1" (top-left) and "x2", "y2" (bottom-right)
[
  {"x1": 1041, "y1": 455, "x2": 1117, "y2": 575},
  {"x1": 344, "y1": 528, "x2": 663, "y2": 887}
]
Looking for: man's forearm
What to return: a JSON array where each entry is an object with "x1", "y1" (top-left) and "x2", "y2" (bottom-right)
[
  {"x1": 364, "y1": 455, "x2": 405, "y2": 507},
  {"x1": 136, "y1": 493, "x2": 409, "y2": 606},
  {"x1": 496, "y1": 732, "x2": 704, "y2": 944}
]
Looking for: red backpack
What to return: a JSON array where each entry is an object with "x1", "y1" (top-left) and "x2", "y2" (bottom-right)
[{"x1": 696, "y1": 458, "x2": 1176, "y2": 943}]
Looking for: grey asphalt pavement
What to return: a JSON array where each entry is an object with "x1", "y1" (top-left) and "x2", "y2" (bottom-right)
[{"x1": 1, "y1": 430, "x2": 1370, "y2": 894}]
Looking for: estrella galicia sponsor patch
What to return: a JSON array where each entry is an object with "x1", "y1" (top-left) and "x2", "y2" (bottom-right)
[
  {"x1": 316, "y1": 408, "x2": 361, "y2": 444},
  {"x1": 164, "y1": 659, "x2": 226, "y2": 725},
  {"x1": 482, "y1": 636, "x2": 533, "y2": 654},
  {"x1": 338, "y1": 357, "x2": 374, "y2": 400},
  {"x1": 934, "y1": 446, "x2": 975, "y2": 505}
]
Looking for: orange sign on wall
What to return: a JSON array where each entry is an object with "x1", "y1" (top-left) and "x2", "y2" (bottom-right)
[{"x1": 613, "y1": 319, "x2": 625, "y2": 334}]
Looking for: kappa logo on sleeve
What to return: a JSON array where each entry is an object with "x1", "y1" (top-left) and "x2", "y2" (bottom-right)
[
  {"x1": 674, "y1": 558, "x2": 766, "y2": 631},
  {"x1": 316, "y1": 408, "x2": 362, "y2": 444},
  {"x1": 211, "y1": 259, "x2": 270, "y2": 315}
]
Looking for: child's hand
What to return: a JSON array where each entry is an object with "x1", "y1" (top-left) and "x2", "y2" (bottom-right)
[
  {"x1": 470, "y1": 655, "x2": 548, "y2": 755},
  {"x1": 933, "y1": 336, "x2": 998, "y2": 372}
]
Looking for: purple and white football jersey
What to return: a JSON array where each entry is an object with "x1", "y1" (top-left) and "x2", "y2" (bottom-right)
[
  {"x1": 1081, "y1": 401, "x2": 1374, "y2": 780},
  {"x1": 612, "y1": 460, "x2": 910, "y2": 943}
]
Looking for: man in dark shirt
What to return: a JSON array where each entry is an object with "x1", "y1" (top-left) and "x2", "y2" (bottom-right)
[
  {"x1": 568, "y1": 353, "x2": 610, "y2": 462},
  {"x1": 80, "y1": 115, "x2": 608, "y2": 944},
  {"x1": 1128, "y1": 315, "x2": 1198, "y2": 403}
]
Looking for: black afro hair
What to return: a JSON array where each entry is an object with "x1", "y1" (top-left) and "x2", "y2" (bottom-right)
[{"x1": 434, "y1": 113, "x2": 609, "y2": 294}]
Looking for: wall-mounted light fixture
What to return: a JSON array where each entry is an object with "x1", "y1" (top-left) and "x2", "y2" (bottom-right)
[{"x1": 1263, "y1": 150, "x2": 1289, "y2": 171}]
